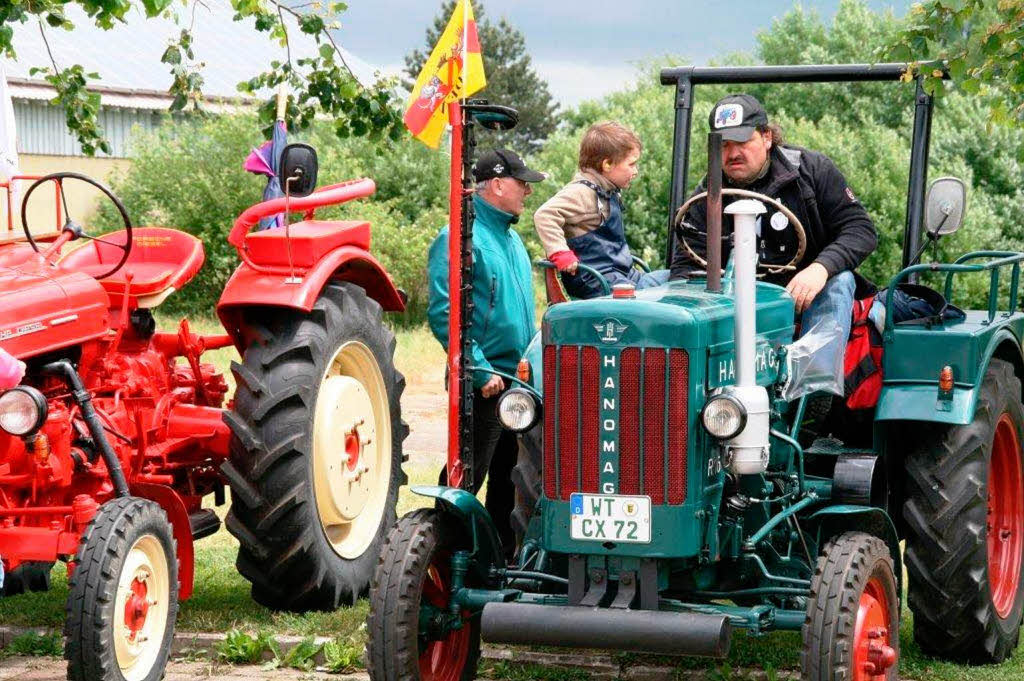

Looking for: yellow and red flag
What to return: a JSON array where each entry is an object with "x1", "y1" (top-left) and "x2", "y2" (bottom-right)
[{"x1": 404, "y1": 0, "x2": 485, "y2": 148}]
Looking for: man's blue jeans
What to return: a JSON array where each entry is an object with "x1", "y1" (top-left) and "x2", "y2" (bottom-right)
[{"x1": 797, "y1": 270, "x2": 855, "y2": 378}]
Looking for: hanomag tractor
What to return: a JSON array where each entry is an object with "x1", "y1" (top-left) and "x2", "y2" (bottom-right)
[
  {"x1": 0, "y1": 146, "x2": 407, "y2": 681},
  {"x1": 367, "y1": 64, "x2": 1024, "y2": 681}
]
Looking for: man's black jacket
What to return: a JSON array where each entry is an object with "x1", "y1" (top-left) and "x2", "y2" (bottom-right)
[{"x1": 669, "y1": 144, "x2": 878, "y2": 292}]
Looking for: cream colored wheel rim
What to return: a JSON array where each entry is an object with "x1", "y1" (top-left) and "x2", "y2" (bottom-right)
[
  {"x1": 313, "y1": 340, "x2": 393, "y2": 559},
  {"x1": 113, "y1": 534, "x2": 170, "y2": 681}
]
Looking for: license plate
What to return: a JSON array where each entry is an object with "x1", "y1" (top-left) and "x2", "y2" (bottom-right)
[{"x1": 569, "y1": 493, "x2": 651, "y2": 543}]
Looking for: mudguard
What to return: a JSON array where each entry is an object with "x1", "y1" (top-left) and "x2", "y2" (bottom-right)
[
  {"x1": 806, "y1": 505, "x2": 902, "y2": 599},
  {"x1": 411, "y1": 485, "x2": 505, "y2": 579},
  {"x1": 216, "y1": 247, "x2": 405, "y2": 349},
  {"x1": 876, "y1": 327, "x2": 1023, "y2": 426}
]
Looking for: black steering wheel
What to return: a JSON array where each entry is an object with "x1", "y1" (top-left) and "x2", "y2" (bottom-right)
[{"x1": 21, "y1": 171, "x2": 133, "y2": 279}]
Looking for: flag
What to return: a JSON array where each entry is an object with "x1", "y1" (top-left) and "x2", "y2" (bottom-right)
[{"x1": 404, "y1": 0, "x2": 485, "y2": 148}]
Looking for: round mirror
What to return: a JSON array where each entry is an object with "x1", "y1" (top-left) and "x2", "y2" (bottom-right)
[{"x1": 924, "y1": 176, "x2": 966, "y2": 237}]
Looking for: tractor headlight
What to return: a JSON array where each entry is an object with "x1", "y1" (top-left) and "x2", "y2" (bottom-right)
[
  {"x1": 497, "y1": 389, "x2": 539, "y2": 432},
  {"x1": 701, "y1": 393, "x2": 746, "y2": 440},
  {"x1": 0, "y1": 386, "x2": 47, "y2": 436}
]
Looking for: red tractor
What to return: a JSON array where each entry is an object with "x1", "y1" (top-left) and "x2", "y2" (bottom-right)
[{"x1": 0, "y1": 145, "x2": 408, "y2": 681}]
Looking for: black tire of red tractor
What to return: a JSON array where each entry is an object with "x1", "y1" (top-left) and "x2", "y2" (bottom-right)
[
  {"x1": 222, "y1": 282, "x2": 408, "y2": 612},
  {"x1": 801, "y1": 531, "x2": 900, "y2": 681},
  {"x1": 510, "y1": 424, "x2": 543, "y2": 550},
  {"x1": 0, "y1": 561, "x2": 53, "y2": 597},
  {"x1": 65, "y1": 497, "x2": 178, "y2": 681},
  {"x1": 903, "y1": 358, "x2": 1024, "y2": 663},
  {"x1": 366, "y1": 508, "x2": 481, "y2": 681}
]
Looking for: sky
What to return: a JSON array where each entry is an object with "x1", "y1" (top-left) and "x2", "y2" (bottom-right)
[{"x1": 336, "y1": 0, "x2": 911, "y2": 107}]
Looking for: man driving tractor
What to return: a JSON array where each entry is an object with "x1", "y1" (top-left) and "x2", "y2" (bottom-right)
[{"x1": 671, "y1": 94, "x2": 878, "y2": 356}]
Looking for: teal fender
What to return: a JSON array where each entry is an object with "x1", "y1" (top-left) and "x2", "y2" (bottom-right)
[
  {"x1": 876, "y1": 326, "x2": 1023, "y2": 426},
  {"x1": 411, "y1": 486, "x2": 505, "y2": 579},
  {"x1": 523, "y1": 331, "x2": 543, "y2": 393},
  {"x1": 805, "y1": 505, "x2": 902, "y2": 600}
]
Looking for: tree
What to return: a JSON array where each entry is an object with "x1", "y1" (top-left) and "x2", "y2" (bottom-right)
[
  {"x1": 404, "y1": 0, "x2": 559, "y2": 154},
  {"x1": 0, "y1": 0, "x2": 403, "y2": 155},
  {"x1": 889, "y1": 0, "x2": 1024, "y2": 125}
]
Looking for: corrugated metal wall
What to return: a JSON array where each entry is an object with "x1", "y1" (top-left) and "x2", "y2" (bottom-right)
[{"x1": 14, "y1": 101, "x2": 165, "y2": 158}]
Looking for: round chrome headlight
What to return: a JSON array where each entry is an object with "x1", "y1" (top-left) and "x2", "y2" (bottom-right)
[
  {"x1": 701, "y1": 394, "x2": 746, "y2": 440},
  {"x1": 497, "y1": 389, "x2": 539, "y2": 432},
  {"x1": 0, "y1": 386, "x2": 48, "y2": 436}
]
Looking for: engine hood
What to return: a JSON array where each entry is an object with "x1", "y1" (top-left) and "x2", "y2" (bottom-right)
[
  {"x1": 0, "y1": 266, "x2": 110, "y2": 359},
  {"x1": 542, "y1": 278, "x2": 795, "y2": 349}
]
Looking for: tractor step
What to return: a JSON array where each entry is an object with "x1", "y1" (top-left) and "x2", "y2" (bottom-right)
[{"x1": 189, "y1": 509, "x2": 221, "y2": 540}]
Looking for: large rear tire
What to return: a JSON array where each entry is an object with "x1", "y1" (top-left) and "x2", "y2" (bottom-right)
[
  {"x1": 367, "y1": 509, "x2": 481, "y2": 681},
  {"x1": 65, "y1": 497, "x2": 178, "y2": 681},
  {"x1": 223, "y1": 282, "x2": 408, "y2": 611},
  {"x1": 904, "y1": 358, "x2": 1024, "y2": 662},
  {"x1": 801, "y1": 531, "x2": 899, "y2": 681}
]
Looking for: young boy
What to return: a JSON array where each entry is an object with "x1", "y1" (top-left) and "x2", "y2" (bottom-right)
[{"x1": 533, "y1": 121, "x2": 669, "y2": 299}]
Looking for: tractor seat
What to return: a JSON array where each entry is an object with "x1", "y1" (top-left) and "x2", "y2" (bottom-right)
[
  {"x1": 59, "y1": 227, "x2": 205, "y2": 308},
  {"x1": 243, "y1": 220, "x2": 370, "y2": 268}
]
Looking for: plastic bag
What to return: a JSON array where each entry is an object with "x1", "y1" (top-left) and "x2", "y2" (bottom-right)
[
  {"x1": 780, "y1": 318, "x2": 845, "y2": 401},
  {"x1": 0, "y1": 347, "x2": 25, "y2": 390}
]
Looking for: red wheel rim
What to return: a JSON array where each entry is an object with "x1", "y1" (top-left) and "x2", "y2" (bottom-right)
[
  {"x1": 852, "y1": 577, "x2": 896, "y2": 681},
  {"x1": 123, "y1": 577, "x2": 150, "y2": 641},
  {"x1": 988, "y1": 413, "x2": 1024, "y2": 619},
  {"x1": 418, "y1": 552, "x2": 471, "y2": 681}
]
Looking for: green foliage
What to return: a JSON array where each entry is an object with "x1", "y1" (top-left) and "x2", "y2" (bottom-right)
[
  {"x1": 269, "y1": 637, "x2": 321, "y2": 672},
  {"x1": 524, "y1": 0, "x2": 1024, "y2": 313},
  {"x1": 99, "y1": 114, "x2": 443, "y2": 325},
  {"x1": 404, "y1": 0, "x2": 560, "y2": 154},
  {"x1": 0, "y1": 631, "x2": 63, "y2": 659},
  {"x1": 214, "y1": 629, "x2": 275, "y2": 664},
  {"x1": 321, "y1": 637, "x2": 364, "y2": 673},
  {"x1": 889, "y1": 0, "x2": 1024, "y2": 124},
  {"x1": 0, "y1": 0, "x2": 402, "y2": 155}
]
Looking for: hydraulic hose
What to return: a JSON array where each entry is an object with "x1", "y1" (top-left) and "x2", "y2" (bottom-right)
[{"x1": 43, "y1": 360, "x2": 130, "y2": 497}]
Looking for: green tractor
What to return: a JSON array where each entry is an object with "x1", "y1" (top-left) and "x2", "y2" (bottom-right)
[{"x1": 367, "y1": 64, "x2": 1024, "y2": 681}]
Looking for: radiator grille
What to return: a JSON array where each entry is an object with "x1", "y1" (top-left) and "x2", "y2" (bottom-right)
[{"x1": 543, "y1": 345, "x2": 688, "y2": 504}]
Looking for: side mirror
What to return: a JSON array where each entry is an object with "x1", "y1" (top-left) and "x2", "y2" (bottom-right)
[
  {"x1": 279, "y1": 143, "x2": 318, "y2": 198},
  {"x1": 924, "y1": 176, "x2": 966, "y2": 237}
]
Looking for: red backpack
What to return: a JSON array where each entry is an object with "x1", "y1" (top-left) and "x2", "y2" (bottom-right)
[{"x1": 844, "y1": 295, "x2": 883, "y2": 410}]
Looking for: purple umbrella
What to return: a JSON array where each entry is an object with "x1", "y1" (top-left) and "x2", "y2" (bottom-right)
[{"x1": 244, "y1": 95, "x2": 288, "y2": 230}]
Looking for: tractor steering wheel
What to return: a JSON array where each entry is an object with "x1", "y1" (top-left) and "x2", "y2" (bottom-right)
[
  {"x1": 20, "y1": 172, "x2": 133, "y2": 280},
  {"x1": 673, "y1": 189, "x2": 807, "y2": 276}
]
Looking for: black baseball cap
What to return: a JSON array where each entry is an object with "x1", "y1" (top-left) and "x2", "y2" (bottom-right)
[
  {"x1": 708, "y1": 94, "x2": 769, "y2": 142},
  {"x1": 473, "y1": 149, "x2": 547, "y2": 183}
]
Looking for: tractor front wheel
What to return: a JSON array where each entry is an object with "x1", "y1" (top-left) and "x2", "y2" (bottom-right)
[
  {"x1": 223, "y1": 282, "x2": 408, "y2": 611},
  {"x1": 801, "y1": 531, "x2": 899, "y2": 681},
  {"x1": 904, "y1": 358, "x2": 1024, "y2": 662},
  {"x1": 65, "y1": 497, "x2": 178, "y2": 681},
  {"x1": 367, "y1": 509, "x2": 481, "y2": 681}
]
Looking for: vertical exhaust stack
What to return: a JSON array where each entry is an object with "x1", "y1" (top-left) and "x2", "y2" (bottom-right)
[
  {"x1": 723, "y1": 201, "x2": 770, "y2": 475},
  {"x1": 706, "y1": 133, "x2": 723, "y2": 293}
]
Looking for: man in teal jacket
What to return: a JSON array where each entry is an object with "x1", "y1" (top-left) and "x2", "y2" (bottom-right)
[{"x1": 428, "y1": 148, "x2": 544, "y2": 553}]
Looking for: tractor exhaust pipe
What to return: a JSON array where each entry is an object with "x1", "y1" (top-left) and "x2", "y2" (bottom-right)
[
  {"x1": 481, "y1": 603, "x2": 731, "y2": 658},
  {"x1": 721, "y1": 201, "x2": 771, "y2": 476}
]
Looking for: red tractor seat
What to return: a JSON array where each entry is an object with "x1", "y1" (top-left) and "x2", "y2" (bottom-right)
[
  {"x1": 243, "y1": 220, "x2": 370, "y2": 268},
  {"x1": 59, "y1": 227, "x2": 205, "y2": 308}
]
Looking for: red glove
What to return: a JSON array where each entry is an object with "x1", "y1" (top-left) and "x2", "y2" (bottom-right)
[
  {"x1": 0, "y1": 348, "x2": 25, "y2": 390},
  {"x1": 549, "y1": 250, "x2": 579, "y2": 273}
]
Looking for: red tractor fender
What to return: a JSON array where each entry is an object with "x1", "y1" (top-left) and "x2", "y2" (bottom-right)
[
  {"x1": 131, "y1": 482, "x2": 195, "y2": 600},
  {"x1": 216, "y1": 246, "x2": 405, "y2": 349}
]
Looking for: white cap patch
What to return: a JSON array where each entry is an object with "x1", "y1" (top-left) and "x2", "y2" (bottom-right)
[{"x1": 714, "y1": 103, "x2": 744, "y2": 128}]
